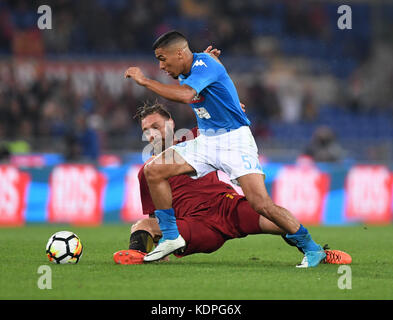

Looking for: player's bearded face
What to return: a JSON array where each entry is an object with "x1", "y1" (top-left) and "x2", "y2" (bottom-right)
[{"x1": 141, "y1": 114, "x2": 174, "y2": 154}]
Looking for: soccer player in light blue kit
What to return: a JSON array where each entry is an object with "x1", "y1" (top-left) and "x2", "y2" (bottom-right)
[{"x1": 125, "y1": 31, "x2": 326, "y2": 267}]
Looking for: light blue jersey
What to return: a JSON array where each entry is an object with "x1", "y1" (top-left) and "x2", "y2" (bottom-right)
[{"x1": 178, "y1": 53, "x2": 250, "y2": 134}]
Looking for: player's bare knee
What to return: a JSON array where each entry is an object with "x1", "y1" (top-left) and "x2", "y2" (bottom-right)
[{"x1": 143, "y1": 162, "x2": 164, "y2": 183}]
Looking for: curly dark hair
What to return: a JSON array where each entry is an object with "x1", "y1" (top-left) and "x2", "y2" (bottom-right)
[{"x1": 133, "y1": 101, "x2": 172, "y2": 124}]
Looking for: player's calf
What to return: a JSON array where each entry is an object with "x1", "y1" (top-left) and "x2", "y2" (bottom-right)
[
  {"x1": 129, "y1": 230, "x2": 154, "y2": 252},
  {"x1": 113, "y1": 229, "x2": 154, "y2": 265},
  {"x1": 130, "y1": 218, "x2": 162, "y2": 244},
  {"x1": 113, "y1": 220, "x2": 158, "y2": 265}
]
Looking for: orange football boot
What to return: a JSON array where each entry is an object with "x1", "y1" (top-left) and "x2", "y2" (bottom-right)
[
  {"x1": 323, "y1": 250, "x2": 352, "y2": 264},
  {"x1": 113, "y1": 249, "x2": 147, "y2": 265}
]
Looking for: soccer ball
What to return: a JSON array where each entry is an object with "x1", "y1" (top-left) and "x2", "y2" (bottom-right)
[{"x1": 46, "y1": 231, "x2": 83, "y2": 264}]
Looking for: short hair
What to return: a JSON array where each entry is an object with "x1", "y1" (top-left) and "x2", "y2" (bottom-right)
[
  {"x1": 152, "y1": 30, "x2": 188, "y2": 50},
  {"x1": 133, "y1": 101, "x2": 172, "y2": 124}
]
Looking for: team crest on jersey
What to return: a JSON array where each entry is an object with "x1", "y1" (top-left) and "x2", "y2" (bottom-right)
[
  {"x1": 192, "y1": 59, "x2": 207, "y2": 68},
  {"x1": 191, "y1": 94, "x2": 205, "y2": 103}
]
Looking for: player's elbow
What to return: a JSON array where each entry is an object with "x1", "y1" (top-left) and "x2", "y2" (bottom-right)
[
  {"x1": 182, "y1": 96, "x2": 194, "y2": 104},
  {"x1": 180, "y1": 86, "x2": 197, "y2": 104}
]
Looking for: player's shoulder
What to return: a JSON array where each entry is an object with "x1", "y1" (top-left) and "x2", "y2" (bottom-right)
[{"x1": 192, "y1": 52, "x2": 221, "y2": 70}]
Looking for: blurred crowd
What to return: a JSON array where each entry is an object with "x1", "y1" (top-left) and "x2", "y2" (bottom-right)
[
  {"x1": 0, "y1": 0, "x2": 393, "y2": 162},
  {"x1": 0, "y1": 0, "x2": 373, "y2": 56}
]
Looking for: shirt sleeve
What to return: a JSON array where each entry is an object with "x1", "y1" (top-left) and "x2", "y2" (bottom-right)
[{"x1": 181, "y1": 57, "x2": 220, "y2": 94}]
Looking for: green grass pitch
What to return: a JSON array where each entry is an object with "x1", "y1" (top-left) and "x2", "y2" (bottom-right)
[{"x1": 0, "y1": 224, "x2": 392, "y2": 300}]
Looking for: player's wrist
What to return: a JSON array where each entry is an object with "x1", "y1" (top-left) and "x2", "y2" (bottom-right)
[{"x1": 138, "y1": 76, "x2": 149, "y2": 87}]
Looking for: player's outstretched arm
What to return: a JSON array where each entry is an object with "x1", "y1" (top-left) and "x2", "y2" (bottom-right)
[{"x1": 124, "y1": 66, "x2": 196, "y2": 104}]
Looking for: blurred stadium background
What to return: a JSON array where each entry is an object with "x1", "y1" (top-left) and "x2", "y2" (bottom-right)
[{"x1": 0, "y1": 0, "x2": 392, "y2": 226}]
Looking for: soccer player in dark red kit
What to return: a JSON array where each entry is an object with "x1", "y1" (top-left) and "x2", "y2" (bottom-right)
[{"x1": 113, "y1": 102, "x2": 352, "y2": 266}]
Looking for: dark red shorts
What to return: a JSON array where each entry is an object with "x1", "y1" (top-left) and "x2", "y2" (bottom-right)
[{"x1": 175, "y1": 194, "x2": 262, "y2": 257}]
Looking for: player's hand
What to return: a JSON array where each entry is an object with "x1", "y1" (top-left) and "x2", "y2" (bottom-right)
[
  {"x1": 204, "y1": 45, "x2": 221, "y2": 58},
  {"x1": 240, "y1": 102, "x2": 246, "y2": 113},
  {"x1": 124, "y1": 67, "x2": 147, "y2": 86},
  {"x1": 204, "y1": 45, "x2": 223, "y2": 65}
]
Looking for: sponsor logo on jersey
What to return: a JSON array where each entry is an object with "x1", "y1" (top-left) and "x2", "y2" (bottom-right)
[{"x1": 194, "y1": 107, "x2": 211, "y2": 119}]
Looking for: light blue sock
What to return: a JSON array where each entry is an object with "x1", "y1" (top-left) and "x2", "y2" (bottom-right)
[
  {"x1": 155, "y1": 208, "x2": 179, "y2": 241},
  {"x1": 285, "y1": 224, "x2": 321, "y2": 252}
]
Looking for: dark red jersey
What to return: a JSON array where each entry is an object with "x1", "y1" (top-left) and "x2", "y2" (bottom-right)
[
  {"x1": 138, "y1": 165, "x2": 238, "y2": 217},
  {"x1": 138, "y1": 128, "x2": 239, "y2": 217}
]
